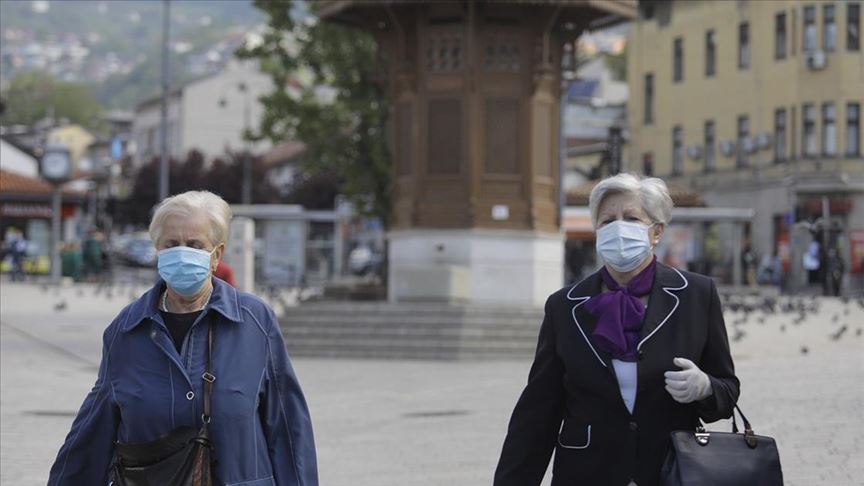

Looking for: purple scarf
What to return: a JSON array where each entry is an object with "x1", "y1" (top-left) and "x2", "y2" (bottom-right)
[{"x1": 583, "y1": 258, "x2": 656, "y2": 362}]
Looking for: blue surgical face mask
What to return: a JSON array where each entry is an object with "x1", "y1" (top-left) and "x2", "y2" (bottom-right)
[
  {"x1": 595, "y1": 220, "x2": 656, "y2": 273},
  {"x1": 157, "y1": 246, "x2": 215, "y2": 296}
]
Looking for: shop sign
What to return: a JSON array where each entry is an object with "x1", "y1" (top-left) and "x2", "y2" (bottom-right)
[
  {"x1": 0, "y1": 203, "x2": 51, "y2": 219},
  {"x1": 850, "y1": 230, "x2": 864, "y2": 274}
]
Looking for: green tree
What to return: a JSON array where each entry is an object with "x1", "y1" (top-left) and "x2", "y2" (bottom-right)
[
  {"x1": 0, "y1": 71, "x2": 103, "y2": 128},
  {"x1": 235, "y1": 1, "x2": 391, "y2": 226},
  {"x1": 603, "y1": 45, "x2": 627, "y2": 81}
]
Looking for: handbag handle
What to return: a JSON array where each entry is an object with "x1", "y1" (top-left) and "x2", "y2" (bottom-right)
[
  {"x1": 202, "y1": 321, "x2": 215, "y2": 424},
  {"x1": 696, "y1": 403, "x2": 758, "y2": 449}
]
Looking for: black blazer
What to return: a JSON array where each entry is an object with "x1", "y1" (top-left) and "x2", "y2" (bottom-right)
[{"x1": 494, "y1": 263, "x2": 739, "y2": 486}]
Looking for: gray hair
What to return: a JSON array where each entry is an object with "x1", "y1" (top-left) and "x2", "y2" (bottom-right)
[
  {"x1": 588, "y1": 173, "x2": 673, "y2": 227},
  {"x1": 149, "y1": 191, "x2": 232, "y2": 246}
]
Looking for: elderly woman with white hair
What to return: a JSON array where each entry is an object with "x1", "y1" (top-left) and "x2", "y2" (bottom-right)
[
  {"x1": 49, "y1": 191, "x2": 318, "y2": 486},
  {"x1": 494, "y1": 174, "x2": 739, "y2": 486}
]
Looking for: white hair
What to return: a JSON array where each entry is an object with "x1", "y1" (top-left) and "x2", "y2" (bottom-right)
[
  {"x1": 588, "y1": 173, "x2": 673, "y2": 227},
  {"x1": 149, "y1": 191, "x2": 232, "y2": 246}
]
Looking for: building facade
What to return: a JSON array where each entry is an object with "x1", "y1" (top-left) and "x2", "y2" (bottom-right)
[
  {"x1": 131, "y1": 60, "x2": 273, "y2": 167},
  {"x1": 627, "y1": 0, "x2": 864, "y2": 291}
]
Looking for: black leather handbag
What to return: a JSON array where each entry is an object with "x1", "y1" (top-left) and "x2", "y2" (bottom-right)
[
  {"x1": 660, "y1": 404, "x2": 783, "y2": 486},
  {"x1": 112, "y1": 322, "x2": 216, "y2": 486}
]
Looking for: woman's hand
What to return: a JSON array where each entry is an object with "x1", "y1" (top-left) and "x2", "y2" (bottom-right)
[{"x1": 664, "y1": 357, "x2": 713, "y2": 403}]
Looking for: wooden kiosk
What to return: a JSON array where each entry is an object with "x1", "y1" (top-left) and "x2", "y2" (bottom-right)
[{"x1": 319, "y1": 0, "x2": 637, "y2": 306}]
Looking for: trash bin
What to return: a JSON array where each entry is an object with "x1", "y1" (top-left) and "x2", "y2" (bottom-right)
[{"x1": 61, "y1": 248, "x2": 82, "y2": 280}]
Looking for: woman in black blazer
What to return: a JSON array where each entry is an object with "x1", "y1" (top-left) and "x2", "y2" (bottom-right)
[{"x1": 494, "y1": 174, "x2": 739, "y2": 486}]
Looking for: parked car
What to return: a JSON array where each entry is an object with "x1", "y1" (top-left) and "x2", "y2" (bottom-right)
[
  {"x1": 123, "y1": 237, "x2": 157, "y2": 267},
  {"x1": 348, "y1": 245, "x2": 382, "y2": 276}
]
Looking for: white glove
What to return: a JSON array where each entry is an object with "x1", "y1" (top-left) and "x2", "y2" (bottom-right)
[{"x1": 664, "y1": 357, "x2": 713, "y2": 403}]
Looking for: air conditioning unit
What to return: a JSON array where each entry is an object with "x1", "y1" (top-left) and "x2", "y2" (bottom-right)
[
  {"x1": 806, "y1": 50, "x2": 827, "y2": 70},
  {"x1": 686, "y1": 145, "x2": 703, "y2": 160},
  {"x1": 756, "y1": 132, "x2": 772, "y2": 150}
]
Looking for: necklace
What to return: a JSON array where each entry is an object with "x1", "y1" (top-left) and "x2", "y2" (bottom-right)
[{"x1": 162, "y1": 287, "x2": 213, "y2": 313}]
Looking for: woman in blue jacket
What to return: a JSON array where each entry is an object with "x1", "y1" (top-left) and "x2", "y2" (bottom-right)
[{"x1": 48, "y1": 190, "x2": 318, "y2": 486}]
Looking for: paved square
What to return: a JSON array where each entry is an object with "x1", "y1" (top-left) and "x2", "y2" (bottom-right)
[{"x1": 1, "y1": 281, "x2": 862, "y2": 485}]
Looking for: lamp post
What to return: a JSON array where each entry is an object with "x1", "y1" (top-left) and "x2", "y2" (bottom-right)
[
  {"x1": 40, "y1": 144, "x2": 72, "y2": 284},
  {"x1": 159, "y1": 0, "x2": 171, "y2": 201}
]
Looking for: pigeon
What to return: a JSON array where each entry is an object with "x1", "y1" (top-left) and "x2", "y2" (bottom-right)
[
  {"x1": 732, "y1": 328, "x2": 746, "y2": 342},
  {"x1": 40, "y1": 283, "x2": 49, "y2": 293},
  {"x1": 800, "y1": 346, "x2": 809, "y2": 355},
  {"x1": 856, "y1": 328, "x2": 862, "y2": 337},
  {"x1": 54, "y1": 300, "x2": 67, "y2": 311},
  {"x1": 832, "y1": 314, "x2": 840, "y2": 323},
  {"x1": 757, "y1": 317, "x2": 766, "y2": 324},
  {"x1": 830, "y1": 325, "x2": 848, "y2": 341},
  {"x1": 780, "y1": 325, "x2": 786, "y2": 332}
]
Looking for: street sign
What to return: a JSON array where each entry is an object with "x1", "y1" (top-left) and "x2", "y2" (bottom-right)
[{"x1": 111, "y1": 138, "x2": 123, "y2": 160}]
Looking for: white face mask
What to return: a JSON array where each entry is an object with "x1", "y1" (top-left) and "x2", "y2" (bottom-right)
[{"x1": 595, "y1": 220, "x2": 655, "y2": 273}]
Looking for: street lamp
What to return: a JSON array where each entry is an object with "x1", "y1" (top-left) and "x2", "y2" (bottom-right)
[{"x1": 40, "y1": 144, "x2": 72, "y2": 283}]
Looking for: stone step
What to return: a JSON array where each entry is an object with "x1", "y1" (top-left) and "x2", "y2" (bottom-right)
[
  {"x1": 282, "y1": 303, "x2": 544, "y2": 318},
  {"x1": 281, "y1": 315, "x2": 541, "y2": 326},
  {"x1": 277, "y1": 303, "x2": 544, "y2": 360},
  {"x1": 283, "y1": 339, "x2": 536, "y2": 360},
  {"x1": 281, "y1": 326, "x2": 540, "y2": 339}
]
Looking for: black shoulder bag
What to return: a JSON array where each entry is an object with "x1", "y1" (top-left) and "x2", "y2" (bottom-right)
[
  {"x1": 113, "y1": 321, "x2": 216, "y2": 486},
  {"x1": 660, "y1": 404, "x2": 784, "y2": 486}
]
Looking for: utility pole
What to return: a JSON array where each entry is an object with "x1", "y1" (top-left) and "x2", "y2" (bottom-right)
[
  {"x1": 239, "y1": 82, "x2": 252, "y2": 205},
  {"x1": 158, "y1": 0, "x2": 171, "y2": 201}
]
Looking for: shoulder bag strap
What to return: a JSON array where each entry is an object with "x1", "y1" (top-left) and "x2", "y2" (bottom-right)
[{"x1": 202, "y1": 321, "x2": 215, "y2": 425}]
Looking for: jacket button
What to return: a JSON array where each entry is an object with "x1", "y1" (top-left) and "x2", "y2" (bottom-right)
[
  {"x1": 637, "y1": 351, "x2": 644, "y2": 361},
  {"x1": 186, "y1": 391, "x2": 195, "y2": 400},
  {"x1": 629, "y1": 421, "x2": 638, "y2": 432}
]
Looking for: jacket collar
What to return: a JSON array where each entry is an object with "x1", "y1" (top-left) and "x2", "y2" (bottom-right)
[
  {"x1": 121, "y1": 277, "x2": 243, "y2": 333},
  {"x1": 565, "y1": 262, "x2": 689, "y2": 369}
]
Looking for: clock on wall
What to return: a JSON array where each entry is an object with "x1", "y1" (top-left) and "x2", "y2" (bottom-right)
[{"x1": 40, "y1": 145, "x2": 72, "y2": 184}]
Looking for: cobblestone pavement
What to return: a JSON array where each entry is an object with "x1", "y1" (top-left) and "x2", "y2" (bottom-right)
[{"x1": 1, "y1": 281, "x2": 862, "y2": 486}]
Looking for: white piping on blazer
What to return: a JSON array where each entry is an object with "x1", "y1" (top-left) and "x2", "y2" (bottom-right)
[
  {"x1": 566, "y1": 267, "x2": 689, "y2": 369},
  {"x1": 558, "y1": 422, "x2": 592, "y2": 450}
]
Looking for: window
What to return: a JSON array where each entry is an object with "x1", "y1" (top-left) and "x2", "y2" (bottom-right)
[
  {"x1": 672, "y1": 126, "x2": 683, "y2": 175},
  {"x1": 775, "y1": 12, "x2": 787, "y2": 59},
  {"x1": 673, "y1": 37, "x2": 683, "y2": 82},
  {"x1": 822, "y1": 103, "x2": 836, "y2": 156},
  {"x1": 774, "y1": 108, "x2": 787, "y2": 162},
  {"x1": 705, "y1": 30, "x2": 716, "y2": 76},
  {"x1": 823, "y1": 5, "x2": 836, "y2": 51},
  {"x1": 803, "y1": 6, "x2": 816, "y2": 52},
  {"x1": 642, "y1": 153, "x2": 654, "y2": 176},
  {"x1": 644, "y1": 73, "x2": 654, "y2": 125},
  {"x1": 704, "y1": 120, "x2": 716, "y2": 172},
  {"x1": 802, "y1": 103, "x2": 817, "y2": 156},
  {"x1": 847, "y1": 103, "x2": 861, "y2": 156},
  {"x1": 737, "y1": 115, "x2": 750, "y2": 167},
  {"x1": 849, "y1": 3, "x2": 861, "y2": 51},
  {"x1": 738, "y1": 22, "x2": 750, "y2": 69}
]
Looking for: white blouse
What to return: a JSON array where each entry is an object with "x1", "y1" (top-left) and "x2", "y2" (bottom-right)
[{"x1": 612, "y1": 359, "x2": 638, "y2": 414}]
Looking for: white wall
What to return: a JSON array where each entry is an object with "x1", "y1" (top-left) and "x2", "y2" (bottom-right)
[
  {"x1": 131, "y1": 94, "x2": 182, "y2": 167},
  {"x1": 0, "y1": 139, "x2": 38, "y2": 177},
  {"x1": 181, "y1": 60, "x2": 273, "y2": 159}
]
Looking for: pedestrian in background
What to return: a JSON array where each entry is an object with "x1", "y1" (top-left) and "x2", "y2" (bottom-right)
[
  {"x1": 494, "y1": 173, "x2": 739, "y2": 486},
  {"x1": 214, "y1": 259, "x2": 236, "y2": 287},
  {"x1": 48, "y1": 190, "x2": 318, "y2": 486}
]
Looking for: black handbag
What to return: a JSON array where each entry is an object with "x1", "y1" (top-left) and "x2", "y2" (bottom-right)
[
  {"x1": 112, "y1": 321, "x2": 216, "y2": 486},
  {"x1": 660, "y1": 404, "x2": 783, "y2": 486}
]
